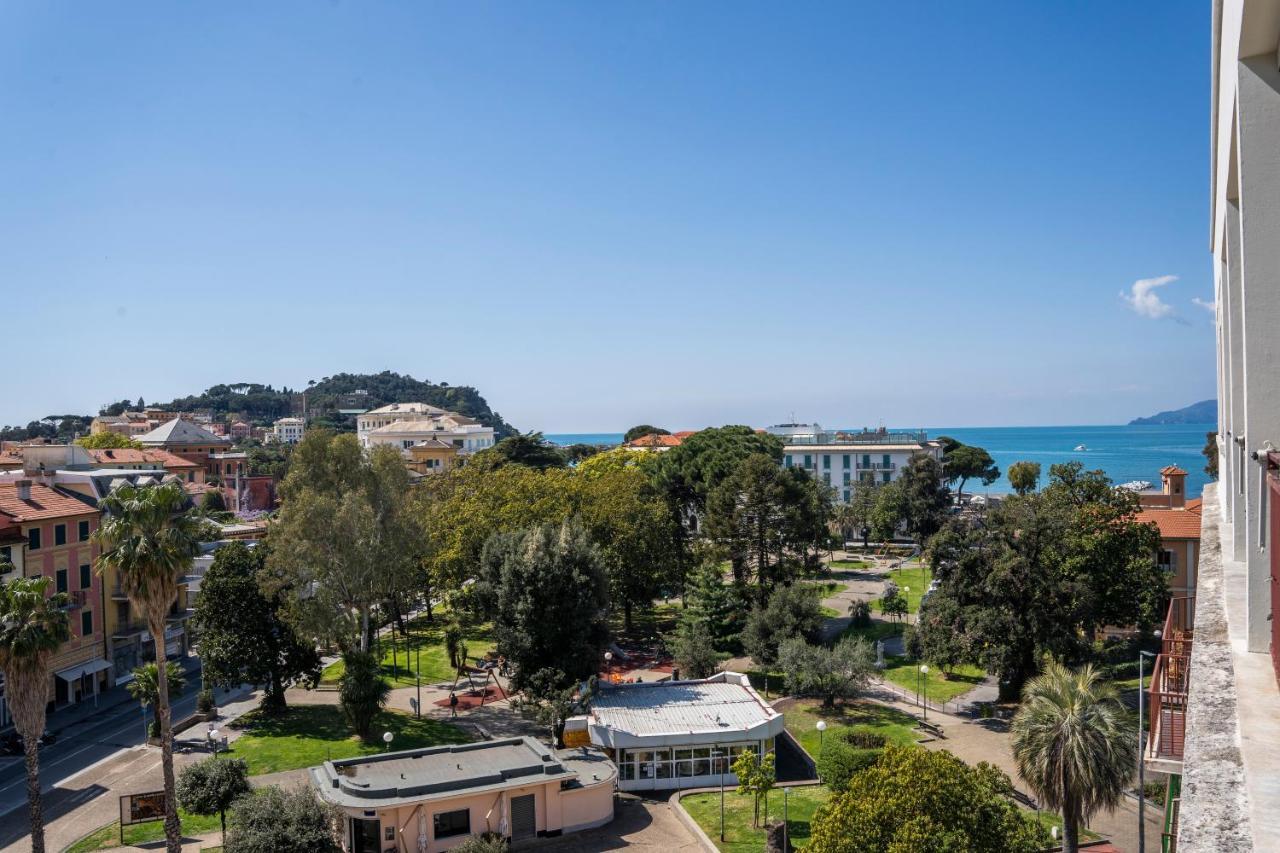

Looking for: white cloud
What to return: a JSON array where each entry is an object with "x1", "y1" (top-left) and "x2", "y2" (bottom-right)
[
  {"x1": 1192, "y1": 296, "x2": 1216, "y2": 313},
  {"x1": 1121, "y1": 275, "x2": 1178, "y2": 319}
]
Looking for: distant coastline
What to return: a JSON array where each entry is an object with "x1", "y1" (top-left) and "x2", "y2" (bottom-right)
[
  {"x1": 546, "y1": 422, "x2": 1216, "y2": 498},
  {"x1": 1129, "y1": 399, "x2": 1217, "y2": 426}
]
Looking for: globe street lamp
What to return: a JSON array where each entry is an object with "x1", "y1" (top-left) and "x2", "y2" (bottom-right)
[
  {"x1": 783, "y1": 787, "x2": 792, "y2": 851},
  {"x1": 711, "y1": 748, "x2": 725, "y2": 841},
  {"x1": 605, "y1": 651, "x2": 613, "y2": 681},
  {"x1": 816, "y1": 719, "x2": 827, "y2": 754},
  {"x1": 382, "y1": 731, "x2": 394, "y2": 753},
  {"x1": 919, "y1": 665, "x2": 929, "y2": 722},
  {"x1": 208, "y1": 728, "x2": 221, "y2": 757}
]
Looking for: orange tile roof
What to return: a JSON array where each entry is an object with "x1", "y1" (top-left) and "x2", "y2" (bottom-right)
[
  {"x1": 1160, "y1": 465, "x2": 1188, "y2": 476},
  {"x1": 626, "y1": 433, "x2": 683, "y2": 448},
  {"x1": 1136, "y1": 499, "x2": 1203, "y2": 540},
  {"x1": 0, "y1": 482, "x2": 98, "y2": 522},
  {"x1": 87, "y1": 448, "x2": 201, "y2": 469}
]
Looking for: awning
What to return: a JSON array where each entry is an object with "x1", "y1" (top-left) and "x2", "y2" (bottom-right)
[{"x1": 55, "y1": 659, "x2": 112, "y2": 682}]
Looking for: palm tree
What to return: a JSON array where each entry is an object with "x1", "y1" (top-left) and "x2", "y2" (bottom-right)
[
  {"x1": 1011, "y1": 660, "x2": 1135, "y2": 853},
  {"x1": 0, "y1": 574, "x2": 71, "y2": 853},
  {"x1": 128, "y1": 661, "x2": 188, "y2": 738},
  {"x1": 95, "y1": 481, "x2": 202, "y2": 853}
]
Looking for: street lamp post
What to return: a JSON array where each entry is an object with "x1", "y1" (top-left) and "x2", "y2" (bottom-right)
[
  {"x1": 783, "y1": 787, "x2": 791, "y2": 851},
  {"x1": 605, "y1": 651, "x2": 613, "y2": 682},
  {"x1": 816, "y1": 719, "x2": 827, "y2": 779},
  {"x1": 711, "y1": 749, "x2": 725, "y2": 842},
  {"x1": 919, "y1": 664, "x2": 929, "y2": 722},
  {"x1": 382, "y1": 731, "x2": 394, "y2": 753},
  {"x1": 1138, "y1": 640, "x2": 1158, "y2": 853},
  {"x1": 208, "y1": 728, "x2": 221, "y2": 757}
]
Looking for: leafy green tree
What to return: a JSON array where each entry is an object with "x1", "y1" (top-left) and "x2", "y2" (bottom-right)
[
  {"x1": 808, "y1": 746, "x2": 1048, "y2": 853},
  {"x1": 200, "y1": 489, "x2": 227, "y2": 512},
  {"x1": 651, "y1": 425, "x2": 784, "y2": 516},
  {"x1": 338, "y1": 650, "x2": 390, "y2": 740},
  {"x1": 192, "y1": 543, "x2": 320, "y2": 712},
  {"x1": 176, "y1": 757, "x2": 251, "y2": 838},
  {"x1": 562, "y1": 443, "x2": 605, "y2": 464},
  {"x1": 487, "y1": 521, "x2": 609, "y2": 691},
  {"x1": 471, "y1": 432, "x2": 566, "y2": 471},
  {"x1": 1012, "y1": 661, "x2": 1134, "y2": 853},
  {"x1": 704, "y1": 454, "x2": 830, "y2": 593},
  {"x1": 897, "y1": 455, "x2": 951, "y2": 542},
  {"x1": 128, "y1": 662, "x2": 188, "y2": 738},
  {"x1": 95, "y1": 481, "x2": 203, "y2": 853},
  {"x1": 741, "y1": 584, "x2": 824, "y2": 667},
  {"x1": 939, "y1": 439, "x2": 1000, "y2": 502},
  {"x1": 670, "y1": 614, "x2": 722, "y2": 679},
  {"x1": 911, "y1": 593, "x2": 971, "y2": 675},
  {"x1": 732, "y1": 749, "x2": 777, "y2": 828},
  {"x1": 879, "y1": 585, "x2": 908, "y2": 622},
  {"x1": 842, "y1": 479, "x2": 879, "y2": 547},
  {"x1": 75, "y1": 431, "x2": 144, "y2": 449},
  {"x1": 869, "y1": 480, "x2": 906, "y2": 543},
  {"x1": 451, "y1": 835, "x2": 509, "y2": 853},
  {"x1": 1007, "y1": 460, "x2": 1041, "y2": 495},
  {"x1": 0, "y1": 575, "x2": 70, "y2": 853},
  {"x1": 511, "y1": 667, "x2": 593, "y2": 747},
  {"x1": 1203, "y1": 431, "x2": 1219, "y2": 480},
  {"x1": 224, "y1": 785, "x2": 342, "y2": 853},
  {"x1": 623, "y1": 425, "x2": 670, "y2": 443},
  {"x1": 777, "y1": 636, "x2": 875, "y2": 709},
  {"x1": 680, "y1": 559, "x2": 741, "y2": 650}
]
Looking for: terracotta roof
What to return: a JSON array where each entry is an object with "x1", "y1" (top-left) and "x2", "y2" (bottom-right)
[
  {"x1": 1160, "y1": 465, "x2": 1188, "y2": 476},
  {"x1": 0, "y1": 482, "x2": 97, "y2": 522},
  {"x1": 626, "y1": 433, "x2": 682, "y2": 448},
  {"x1": 86, "y1": 448, "x2": 200, "y2": 469},
  {"x1": 1136, "y1": 499, "x2": 1203, "y2": 540}
]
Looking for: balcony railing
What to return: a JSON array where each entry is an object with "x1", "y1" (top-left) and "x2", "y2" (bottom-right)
[
  {"x1": 857, "y1": 462, "x2": 897, "y2": 471},
  {"x1": 1146, "y1": 597, "x2": 1194, "y2": 768}
]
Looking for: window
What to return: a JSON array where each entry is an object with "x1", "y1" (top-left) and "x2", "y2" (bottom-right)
[
  {"x1": 803, "y1": 455, "x2": 812, "y2": 469},
  {"x1": 783, "y1": 455, "x2": 792, "y2": 467},
  {"x1": 56, "y1": 568, "x2": 68, "y2": 594},
  {"x1": 842, "y1": 471, "x2": 850, "y2": 486},
  {"x1": 882, "y1": 472, "x2": 892, "y2": 484},
  {"x1": 80, "y1": 564, "x2": 92, "y2": 589},
  {"x1": 78, "y1": 520, "x2": 90, "y2": 541},
  {"x1": 842, "y1": 454, "x2": 851, "y2": 469},
  {"x1": 822, "y1": 455, "x2": 830, "y2": 468},
  {"x1": 883, "y1": 454, "x2": 891, "y2": 467},
  {"x1": 432, "y1": 808, "x2": 470, "y2": 839},
  {"x1": 81, "y1": 610, "x2": 93, "y2": 636},
  {"x1": 862, "y1": 454, "x2": 871, "y2": 468},
  {"x1": 0, "y1": 545, "x2": 10, "y2": 565},
  {"x1": 1158, "y1": 550, "x2": 1177, "y2": 572},
  {"x1": 54, "y1": 524, "x2": 66, "y2": 546},
  {"x1": 843, "y1": 489, "x2": 850, "y2": 501},
  {"x1": 823, "y1": 472, "x2": 831, "y2": 485}
]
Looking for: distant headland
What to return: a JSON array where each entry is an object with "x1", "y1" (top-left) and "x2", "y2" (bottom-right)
[{"x1": 1129, "y1": 399, "x2": 1217, "y2": 426}]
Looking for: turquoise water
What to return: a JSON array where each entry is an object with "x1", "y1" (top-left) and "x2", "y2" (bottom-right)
[{"x1": 545, "y1": 423, "x2": 1217, "y2": 497}]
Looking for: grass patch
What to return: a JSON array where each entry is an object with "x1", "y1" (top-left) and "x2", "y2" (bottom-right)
[
  {"x1": 869, "y1": 564, "x2": 932, "y2": 614},
  {"x1": 841, "y1": 620, "x2": 904, "y2": 643},
  {"x1": 223, "y1": 704, "x2": 471, "y2": 775},
  {"x1": 784, "y1": 700, "x2": 919, "y2": 759},
  {"x1": 881, "y1": 657, "x2": 986, "y2": 704},
  {"x1": 1029, "y1": 809, "x2": 1100, "y2": 841},
  {"x1": 746, "y1": 670, "x2": 787, "y2": 697},
  {"x1": 681, "y1": 786, "x2": 830, "y2": 851},
  {"x1": 66, "y1": 810, "x2": 222, "y2": 853},
  {"x1": 829, "y1": 559, "x2": 870, "y2": 569},
  {"x1": 320, "y1": 615, "x2": 494, "y2": 687}
]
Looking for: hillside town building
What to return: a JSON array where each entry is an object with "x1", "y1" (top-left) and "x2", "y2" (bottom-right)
[
  {"x1": 356, "y1": 403, "x2": 496, "y2": 456},
  {"x1": 769, "y1": 424, "x2": 944, "y2": 501}
]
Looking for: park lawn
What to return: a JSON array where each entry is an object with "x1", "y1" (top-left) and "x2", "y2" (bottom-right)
[
  {"x1": 1030, "y1": 809, "x2": 1101, "y2": 842},
  {"x1": 869, "y1": 564, "x2": 932, "y2": 614},
  {"x1": 784, "y1": 700, "x2": 918, "y2": 759},
  {"x1": 611, "y1": 599, "x2": 682, "y2": 641},
  {"x1": 841, "y1": 619, "x2": 904, "y2": 644},
  {"x1": 829, "y1": 559, "x2": 870, "y2": 569},
  {"x1": 682, "y1": 786, "x2": 830, "y2": 852},
  {"x1": 881, "y1": 657, "x2": 987, "y2": 704},
  {"x1": 223, "y1": 704, "x2": 471, "y2": 775},
  {"x1": 66, "y1": 809, "x2": 222, "y2": 853},
  {"x1": 321, "y1": 616, "x2": 495, "y2": 687}
]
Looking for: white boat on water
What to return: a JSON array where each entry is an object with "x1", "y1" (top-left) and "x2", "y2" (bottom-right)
[{"x1": 1074, "y1": 444, "x2": 1088, "y2": 451}]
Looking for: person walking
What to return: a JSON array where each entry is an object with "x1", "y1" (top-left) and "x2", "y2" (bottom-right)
[{"x1": 449, "y1": 692, "x2": 459, "y2": 718}]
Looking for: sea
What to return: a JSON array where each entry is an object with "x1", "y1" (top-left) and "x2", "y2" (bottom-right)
[{"x1": 545, "y1": 423, "x2": 1217, "y2": 498}]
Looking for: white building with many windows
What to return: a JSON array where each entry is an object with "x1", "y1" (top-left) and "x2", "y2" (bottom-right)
[
  {"x1": 271, "y1": 417, "x2": 305, "y2": 444},
  {"x1": 356, "y1": 403, "x2": 496, "y2": 456},
  {"x1": 769, "y1": 424, "x2": 943, "y2": 502}
]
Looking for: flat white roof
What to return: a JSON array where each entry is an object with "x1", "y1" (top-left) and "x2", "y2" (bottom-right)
[{"x1": 583, "y1": 672, "x2": 783, "y2": 748}]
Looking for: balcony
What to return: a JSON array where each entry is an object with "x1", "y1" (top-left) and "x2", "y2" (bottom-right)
[
  {"x1": 856, "y1": 462, "x2": 897, "y2": 471},
  {"x1": 1145, "y1": 596, "x2": 1193, "y2": 773},
  {"x1": 112, "y1": 620, "x2": 148, "y2": 639},
  {"x1": 110, "y1": 585, "x2": 129, "y2": 601}
]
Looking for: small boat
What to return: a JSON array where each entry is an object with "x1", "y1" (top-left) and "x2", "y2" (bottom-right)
[{"x1": 1074, "y1": 444, "x2": 1088, "y2": 451}]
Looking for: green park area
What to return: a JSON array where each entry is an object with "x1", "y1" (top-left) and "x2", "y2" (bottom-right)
[
  {"x1": 784, "y1": 700, "x2": 919, "y2": 758},
  {"x1": 223, "y1": 704, "x2": 471, "y2": 775},
  {"x1": 870, "y1": 563, "x2": 932, "y2": 614},
  {"x1": 682, "y1": 786, "x2": 831, "y2": 852},
  {"x1": 881, "y1": 657, "x2": 987, "y2": 704},
  {"x1": 66, "y1": 809, "x2": 222, "y2": 853},
  {"x1": 320, "y1": 615, "x2": 495, "y2": 688}
]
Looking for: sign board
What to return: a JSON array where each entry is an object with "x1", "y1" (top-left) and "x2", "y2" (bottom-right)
[{"x1": 120, "y1": 790, "x2": 167, "y2": 827}]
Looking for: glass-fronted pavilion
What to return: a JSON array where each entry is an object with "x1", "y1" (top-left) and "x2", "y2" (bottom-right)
[{"x1": 565, "y1": 671, "x2": 785, "y2": 792}]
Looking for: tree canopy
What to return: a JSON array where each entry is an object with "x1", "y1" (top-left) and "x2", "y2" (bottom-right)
[
  {"x1": 75, "y1": 431, "x2": 144, "y2": 449},
  {"x1": 623, "y1": 424, "x2": 670, "y2": 443},
  {"x1": 939, "y1": 439, "x2": 1000, "y2": 501}
]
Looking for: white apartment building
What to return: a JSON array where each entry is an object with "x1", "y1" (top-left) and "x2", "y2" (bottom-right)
[
  {"x1": 271, "y1": 417, "x2": 305, "y2": 444},
  {"x1": 356, "y1": 403, "x2": 496, "y2": 455},
  {"x1": 770, "y1": 423, "x2": 943, "y2": 502},
  {"x1": 1153, "y1": 7, "x2": 1280, "y2": 851}
]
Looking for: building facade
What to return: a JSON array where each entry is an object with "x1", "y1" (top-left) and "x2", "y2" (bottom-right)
[
  {"x1": 310, "y1": 738, "x2": 615, "y2": 852},
  {"x1": 1152, "y1": 7, "x2": 1280, "y2": 850},
  {"x1": 771, "y1": 424, "x2": 944, "y2": 502},
  {"x1": 1135, "y1": 466, "x2": 1203, "y2": 599},
  {"x1": 135, "y1": 417, "x2": 232, "y2": 477},
  {"x1": 356, "y1": 403, "x2": 496, "y2": 456},
  {"x1": 271, "y1": 416, "x2": 305, "y2": 444}
]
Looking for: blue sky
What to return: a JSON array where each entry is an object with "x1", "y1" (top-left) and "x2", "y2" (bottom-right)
[{"x1": 0, "y1": 2, "x2": 1214, "y2": 433}]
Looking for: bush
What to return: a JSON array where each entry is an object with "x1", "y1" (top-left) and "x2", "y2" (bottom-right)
[
  {"x1": 848, "y1": 599, "x2": 871, "y2": 628},
  {"x1": 839, "y1": 730, "x2": 887, "y2": 750},
  {"x1": 197, "y1": 689, "x2": 216, "y2": 714},
  {"x1": 338, "y1": 650, "x2": 390, "y2": 740},
  {"x1": 224, "y1": 785, "x2": 342, "y2": 853},
  {"x1": 1141, "y1": 780, "x2": 1167, "y2": 802},
  {"x1": 817, "y1": 739, "x2": 881, "y2": 792},
  {"x1": 176, "y1": 756, "x2": 251, "y2": 837},
  {"x1": 452, "y1": 834, "x2": 509, "y2": 853}
]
